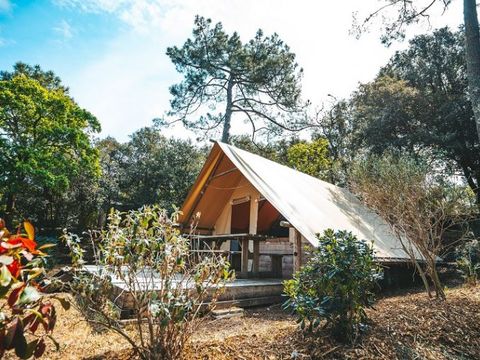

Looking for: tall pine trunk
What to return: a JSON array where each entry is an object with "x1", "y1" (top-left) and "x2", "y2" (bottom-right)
[
  {"x1": 222, "y1": 76, "x2": 234, "y2": 144},
  {"x1": 4, "y1": 193, "x2": 16, "y2": 228},
  {"x1": 464, "y1": 0, "x2": 480, "y2": 142}
]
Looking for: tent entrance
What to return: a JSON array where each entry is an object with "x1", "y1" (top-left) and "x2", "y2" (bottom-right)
[
  {"x1": 231, "y1": 197, "x2": 251, "y2": 234},
  {"x1": 257, "y1": 199, "x2": 288, "y2": 237},
  {"x1": 230, "y1": 197, "x2": 251, "y2": 270}
]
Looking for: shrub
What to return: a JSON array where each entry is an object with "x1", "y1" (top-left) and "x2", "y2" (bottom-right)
[
  {"x1": 456, "y1": 238, "x2": 480, "y2": 285},
  {"x1": 0, "y1": 218, "x2": 65, "y2": 358},
  {"x1": 283, "y1": 229, "x2": 383, "y2": 342},
  {"x1": 350, "y1": 154, "x2": 473, "y2": 300},
  {"x1": 62, "y1": 205, "x2": 232, "y2": 360}
]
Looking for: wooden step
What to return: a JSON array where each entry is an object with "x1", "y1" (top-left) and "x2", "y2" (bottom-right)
[{"x1": 211, "y1": 307, "x2": 244, "y2": 319}]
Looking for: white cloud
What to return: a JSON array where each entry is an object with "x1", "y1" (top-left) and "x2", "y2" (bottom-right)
[
  {"x1": 53, "y1": 0, "x2": 128, "y2": 13},
  {"x1": 53, "y1": 19, "x2": 74, "y2": 40},
  {"x1": 0, "y1": 36, "x2": 15, "y2": 47},
  {"x1": 60, "y1": 0, "x2": 464, "y2": 141},
  {"x1": 0, "y1": 0, "x2": 11, "y2": 13}
]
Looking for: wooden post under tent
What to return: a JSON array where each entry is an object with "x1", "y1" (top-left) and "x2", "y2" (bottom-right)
[{"x1": 179, "y1": 141, "x2": 418, "y2": 280}]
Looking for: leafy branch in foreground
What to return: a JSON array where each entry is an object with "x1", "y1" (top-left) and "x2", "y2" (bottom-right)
[
  {"x1": 63, "y1": 206, "x2": 232, "y2": 360},
  {"x1": 0, "y1": 219, "x2": 66, "y2": 359}
]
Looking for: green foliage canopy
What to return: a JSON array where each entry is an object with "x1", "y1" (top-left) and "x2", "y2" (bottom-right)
[
  {"x1": 352, "y1": 28, "x2": 480, "y2": 203},
  {"x1": 114, "y1": 127, "x2": 206, "y2": 211},
  {"x1": 0, "y1": 63, "x2": 100, "y2": 225},
  {"x1": 456, "y1": 238, "x2": 480, "y2": 285},
  {"x1": 286, "y1": 138, "x2": 333, "y2": 181},
  {"x1": 167, "y1": 16, "x2": 307, "y2": 143}
]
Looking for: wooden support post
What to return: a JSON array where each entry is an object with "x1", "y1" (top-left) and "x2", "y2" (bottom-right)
[
  {"x1": 249, "y1": 197, "x2": 258, "y2": 235},
  {"x1": 241, "y1": 238, "x2": 249, "y2": 273},
  {"x1": 290, "y1": 228, "x2": 302, "y2": 272},
  {"x1": 253, "y1": 240, "x2": 260, "y2": 273}
]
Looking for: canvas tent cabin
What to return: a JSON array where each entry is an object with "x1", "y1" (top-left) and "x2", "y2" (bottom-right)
[{"x1": 179, "y1": 141, "x2": 412, "y2": 279}]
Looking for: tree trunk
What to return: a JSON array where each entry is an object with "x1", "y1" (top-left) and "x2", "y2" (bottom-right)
[
  {"x1": 4, "y1": 193, "x2": 16, "y2": 228},
  {"x1": 222, "y1": 77, "x2": 234, "y2": 144},
  {"x1": 461, "y1": 165, "x2": 480, "y2": 209},
  {"x1": 429, "y1": 261, "x2": 446, "y2": 300},
  {"x1": 464, "y1": 0, "x2": 480, "y2": 142},
  {"x1": 414, "y1": 259, "x2": 432, "y2": 298}
]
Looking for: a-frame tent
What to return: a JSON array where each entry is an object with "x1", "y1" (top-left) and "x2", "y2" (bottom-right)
[{"x1": 180, "y1": 141, "x2": 411, "y2": 264}]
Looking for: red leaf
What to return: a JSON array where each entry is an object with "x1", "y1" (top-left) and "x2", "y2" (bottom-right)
[
  {"x1": 34, "y1": 338, "x2": 45, "y2": 358},
  {"x1": 1, "y1": 240, "x2": 22, "y2": 251},
  {"x1": 8, "y1": 284, "x2": 25, "y2": 307},
  {"x1": 29, "y1": 317, "x2": 40, "y2": 335},
  {"x1": 20, "y1": 237, "x2": 37, "y2": 253},
  {"x1": 48, "y1": 307, "x2": 57, "y2": 331},
  {"x1": 39, "y1": 303, "x2": 53, "y2": 332},
  {"x1": 6, "y1": 237, "x2": 37, "y2": 254},
  {"x1": 22, "y1": 313, "x2": 36, "y2": 329},
  {"x1": 12, "y1": 321, "x2": 27, "y2": 359},
  {"x1": 39, "y1": 303, "x2": 52, "y2": 316},
  {"x1": 7, "y1": 259, "x2": 21, "y2": 278}
]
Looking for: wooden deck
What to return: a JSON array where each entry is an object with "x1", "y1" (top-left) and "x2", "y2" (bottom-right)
[
  {"x1": 215, "y1": 278, "x2": 284, "y2": 309},
  {"x1": 83, "y1": 266, "x2": 285, "y2": 318}
]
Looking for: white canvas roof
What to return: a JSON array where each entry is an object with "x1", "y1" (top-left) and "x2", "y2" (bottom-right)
[{"x1": 180, "y1": 142, "x2": 413, "y2": 261}]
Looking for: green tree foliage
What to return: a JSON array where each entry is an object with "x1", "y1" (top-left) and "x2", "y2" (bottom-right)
[
  {"x1": 283, "y1": 229, "x2": 382, "y2": 343},
  {"x1": 230, "y1": 134, "x2": 297, "y2": 165},
  {"x1": 286, "y1": 138, "x2": 333, "y2": 181},
  {"x1": 230, "y1": 134, "x2": 339, "y2": 183},
  {"x1": 63, "y1": 206, "x2": 231, "y2": 360},
  {"x1": 0, "y1": 63, "x2": 100, "y2": 227},
  {"x1": 456, "y1": 238, "x2": 480, "y2": 285},
  {"x1": 117, "y1": 127, "x2": 206, "y2": 211},
  {"x1": 82, "y1": 128, "x2": 207, "y2": 229},
  {"x1": 167, "y1": 16, "x2": 308, "y2": 143},
  {"x1": 351, "y1": 28, "x2": 480, "y2": 204},
  {"x1": 95, "y1": 137, "x2": 125, "y2": 221},
  {"x1": 354, "y1": 0, "x2": 480, "y2": 144},
  {"x1": 352, "y1": 76, "x2": 423, "y2": 153},
  {"x1": 312, "y1": 100, "x2": 356, "y2": 185},
  {"x1": 0, "y1": 62, "x2": 67, "y2": 92}
]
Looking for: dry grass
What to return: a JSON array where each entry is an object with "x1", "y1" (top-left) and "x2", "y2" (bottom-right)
[{"x1": 6, "y1": 285, "x2": 480, "y2": 359}]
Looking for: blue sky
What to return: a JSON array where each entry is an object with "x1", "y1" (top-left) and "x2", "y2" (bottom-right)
[
  {"x1": 0, "y1": 1, "x2": 121, "y2": 73},
  {"x1": 0, "y1": 0, "x2": 463, "y2": 142}
]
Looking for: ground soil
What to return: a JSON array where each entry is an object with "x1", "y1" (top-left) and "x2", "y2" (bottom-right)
[{"x1": 6, "y1": 285, "x2": 480, "y2": 360}]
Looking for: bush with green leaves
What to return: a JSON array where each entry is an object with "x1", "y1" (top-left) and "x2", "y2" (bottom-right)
[
  {"x1": 283, "y1": 229, "x2": 383, "y2": 342},
  {"x1": 456, "y1": 238, "x2": 480, "y2": 285},
  {"x1": 0, "y1": 219, "x2": 68, "y2": 359},
  {"x1": 62, "y1": 206, "x2": 232, "y2": 360}
]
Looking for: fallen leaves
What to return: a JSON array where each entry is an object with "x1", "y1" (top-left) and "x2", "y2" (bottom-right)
[
  {"x1": 184, "y1": 286, "x2": 480, "y2": 360},
  {"x1": 5, "y1": 285, "x2": 480, "y2": 359}
]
